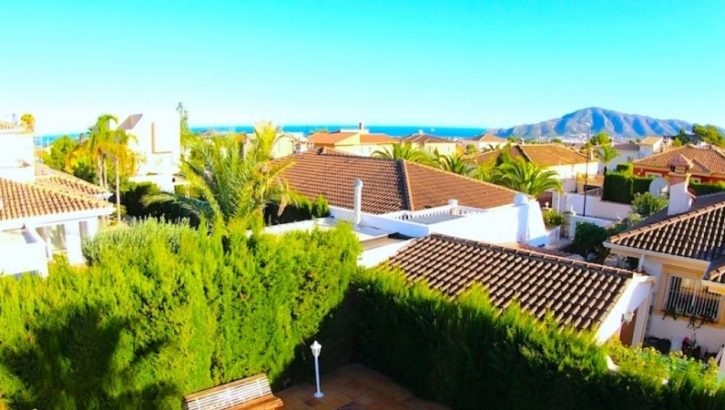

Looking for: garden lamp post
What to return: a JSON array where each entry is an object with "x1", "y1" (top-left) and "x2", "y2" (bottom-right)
[{"x1": 310, "y1": 340, "x2": 324, "y2": 398}]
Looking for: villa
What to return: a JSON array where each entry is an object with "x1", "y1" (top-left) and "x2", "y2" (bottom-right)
[
  {"x1": 605, "y1": 156, "x2": 725, "y2": 354},
  {"x1": 307, "y1": 124, "x2": 398, "y2": 157},
  {"x1": 116, "y1": 112, "x2": 182, "y2": 192},
  {"x1": 401, "y1": 132, "x2": 458, "y2": 156},
  {"x1": 0, "y1": 118, "x2": 113, "y2": 276},
  {"x1": 632, "y1": 144, "x2": 725, "y2": 185},
  {"x1": 468, "y1": 133, "x2": 508, "y2": 150}
]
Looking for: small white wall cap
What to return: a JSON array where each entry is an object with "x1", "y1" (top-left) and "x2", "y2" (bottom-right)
[{"x1": 514, "y1": 193, "x2": 529, "y2": 205}]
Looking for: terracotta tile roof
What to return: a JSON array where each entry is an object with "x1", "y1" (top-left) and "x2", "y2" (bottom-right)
[
  {"x1": 279, "y1": 152, "x2": 517, "y2": 214},
  {"x1": 385, "y1": 234, "x2": 633, "y2": 330},
  {"x1": 0, "y1": 177, "x2": 113, "y2": 222},
  {"x1": 608, "y1": 197, "x2": 725, "y2": 262},
  {"x1": 471, "y1": 134, "x2": 507, "y2": 143},
  {"x1": 402, "y1": 134, "x2": 453, "y2": 144},
  {"x1": 640, "y1": 136, "x2": 663, "y2": 146},
  {"x1": 470, "y1": 144, "x2": 589, "y2": 167},
  {"x1": 633, "y1": 145, "x2": 725, "y2": 175},
  {"x1": 359, "y1": 134, "x2": 397, "y2": 144},
  {"x1": 34, "y1": 164, "x2": 109, "y2": 197},
  {"x1": 613, "y1": 143, "x2": 640, "y2": 152},
  {"x1": 308, "y1": 132, "x2": 356, "y2": 145}
]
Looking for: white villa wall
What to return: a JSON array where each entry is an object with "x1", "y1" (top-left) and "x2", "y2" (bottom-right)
[
  {"x1": 596, "y1": 276, "x2": 653, "y2": 345},
  {"x1": 549, "y1": 162, "x2": 599, "y2": 180},
  {"x1": 563, "y1": 193, "x2": 632, "y2": 219},
  {"x1": 430, "y1": 200, "x2": 548, "y2": 246},
  {"x1": 649, "y1": 316, "x2": 725, "y2": 354},
  {"x1": 609, "y1": 150, "x2": 643, "y2": 170},
  {"x1": 0, "y1": 229, "x2": 48, "y2": 276},
  {"x1": 0, "y1": 134, "x2": 35, "y2": 182},
  {"x1": 125, "y1": 112, "x2": 181, "y2": 189}
]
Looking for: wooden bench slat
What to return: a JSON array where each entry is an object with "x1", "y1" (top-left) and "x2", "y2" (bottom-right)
[{"x1": 183, "y1": 373, "x2": 283, "y2": 410}]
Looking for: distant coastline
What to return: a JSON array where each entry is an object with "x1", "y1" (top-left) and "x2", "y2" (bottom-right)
[{"x1": 34, "y1": 124, "x2": 488, "y2": 147}]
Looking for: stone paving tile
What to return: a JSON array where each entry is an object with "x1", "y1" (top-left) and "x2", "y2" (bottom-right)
[{"x1": 276, "y1": 364, "x2": 448, "y2": 410}]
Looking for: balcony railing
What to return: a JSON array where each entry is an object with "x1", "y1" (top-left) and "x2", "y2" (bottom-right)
[{"x1": 664, "y1": 277, "x2": 721, "y2": 321}]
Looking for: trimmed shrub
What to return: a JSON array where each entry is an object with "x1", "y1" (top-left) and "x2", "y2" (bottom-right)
[
  {"x1": 0, "y1": 220, "x2": 361, "y2": 408},
  {"x1": 632, "y1": 192, "x2": 668, "y2": 217},
  {"x1": 690, "y1": 182, "x2": 725, "y2": 196},
  {"x1": 118, "y1": 181, "x2": 199, "y2": 226},
  {"x1": 573, "y1": 222, "x2": 611, "y2": 262},
  {"x1": 264, "y1": 196, "x2": 331, "y2": 226},
  {"x1": 602, "y1": 172, "x2": 653, "y2": 204}
]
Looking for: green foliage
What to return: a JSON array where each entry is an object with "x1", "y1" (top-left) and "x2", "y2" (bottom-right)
[
  {"x1": 590, "y1": 131, "x2": 611, "y2": 146},
  {"x1": 437, "y1": 153, "x2": 475, "y2": 176},
  {"x1": 690, "y1": 182, "x2": 725, "y2": 196},
  {"x1": 264, "y1": 196, "x2": 330, "y2": 225},
  {"x1": 464, "y1": 144, "x2": 478, "y2": 155},
  {"x1": 692, "y1": 124, "x2": 725, "y2": 147},
  {"x1": 42, "y1": 135, "x2": 98, "y2": 183},
  {"x1": 119, "y1": 181, "x2": 199, "y2": 226},
  {"x1": 602, "y1": 172, "x2": 653, "y2": 204},
  {"x1": 372, "y1": 142, "x2": 432, "y2": 164},
  {"x1": 597, "y1": 145, "x2": 618, "y2": 171},
  {"x1": 542, "y1": 208, "x2": 565, "y2": 228},
  {"x1": 632, "y1": 192, "x2": 668, "y2": 217},
  {"x1": 572, "y1": 222, "x2": 611, "y2": 262},
  {"x1": 0, "y1": 220, "x2": 361, "y2": 408},
  {"x1": 351, "y1": 268, "x2": 725, "y2": 410},
  {"x1": 615, "y1": 162, "x2": 633, "y2": 174},
  {"x1": 490, "y1": 157, "x2": 562, "y2": 196}
]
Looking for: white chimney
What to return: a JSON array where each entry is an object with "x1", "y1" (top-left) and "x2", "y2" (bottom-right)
[
  {"x1": 667, "y1": 154, "x2": 694, "y2": 216},
  {"x1": 354, "y1": 179, "x2": 363, "y2": 225}
]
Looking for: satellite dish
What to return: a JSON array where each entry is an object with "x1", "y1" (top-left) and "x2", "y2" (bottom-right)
[{"x1": 649, "y1": 177, "x2": 668, "y2": 196}]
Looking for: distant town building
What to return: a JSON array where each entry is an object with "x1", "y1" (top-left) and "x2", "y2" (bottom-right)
[
  {"x1": 307, "y1": 123, "x2": 398, "y2": 157},
  {"x1": 632, "y1": 145, "x2": 725, "y2": 185},
  {"x1": 401, "y1": 132, "x2": 457, "y2": 156}
]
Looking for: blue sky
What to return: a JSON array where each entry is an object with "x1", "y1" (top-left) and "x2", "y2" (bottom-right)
[{"x1": 2, "y1": 0, "x2": 724, "y2": 134}]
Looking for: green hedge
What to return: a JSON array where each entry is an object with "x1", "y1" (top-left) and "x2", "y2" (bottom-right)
[
  {"x1": 615, "y1": 162, "x2": 633, "y2": 174},
  {"x1": 118, "y1": 181, "x2": 200, "y2": 226},
  {"x1": 690, "y1": 182, "x2": 725, "y2": 196},
  {"x1": 351, "y1": 268, "x2": 725, "y2": 410},
  {"x1": 602, "y1": 172, "x2": 653, "y2": 204},
  {"x1": 0, "y1": 220, "x2": 361, "y2": 408},
  {"x1": 264, "y1": 196, "x2": 330, "y2": 226}
]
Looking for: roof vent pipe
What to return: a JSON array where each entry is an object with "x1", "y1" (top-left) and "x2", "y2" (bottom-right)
[{"x1": 354, "y1": 179, "x2": 363, "y2": 225}]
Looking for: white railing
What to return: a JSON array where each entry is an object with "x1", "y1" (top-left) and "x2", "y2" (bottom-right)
[
  {"x1": 665, "y1": 276, "x2": 721, "y2": 321},
  {"x1": 386, "y1": 205, "x2": 488, "y2": 221}
]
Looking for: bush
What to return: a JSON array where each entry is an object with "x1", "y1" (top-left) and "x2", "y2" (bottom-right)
[
  {"x1": 615, "y1": 162, "x2": 633, "y2": 174},
  {"x1": 690, "y1": 182, "x2": 725, "y2": 196},
  {"x1": 573, "y1": 222, "x2": 611, "y2": 262},
  {"x1": 351, "y1": 268, "x2": 725, "y2": 410},
  {"x1": 542, "y1": 208, "x2": 565, "y2": 228},
  {"x1": 264, "y1": 196, "x2": 331, "y2": 226},
  {"x1": 0, "y1": 220, "x2": 361, "y2": 408},
  {"x1": 632, "y1": 192, "x2": 668, "y2": 217},
  {"x1": 602, "y1": 172, "x2": 653, "y2": 204},
  {"x1": 119, "y1": 181, "x2": 200, "y2": 226}
]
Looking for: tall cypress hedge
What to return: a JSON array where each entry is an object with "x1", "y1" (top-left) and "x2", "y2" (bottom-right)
[
  {"x1": 0, "y1": 220, "x2": 360, "y2": 409},
  {"x1": 602, "y1": 172, "x2": 653, "y2": 204}
]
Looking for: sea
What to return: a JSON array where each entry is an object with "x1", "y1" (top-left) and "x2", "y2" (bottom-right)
[{"x1": 34, "y1": 124, "x2": 488, "y2": 147}]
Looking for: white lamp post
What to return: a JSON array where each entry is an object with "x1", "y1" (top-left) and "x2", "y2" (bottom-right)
[{"x1": 310, "y1": 340, "x2": 324, "y2": 398}]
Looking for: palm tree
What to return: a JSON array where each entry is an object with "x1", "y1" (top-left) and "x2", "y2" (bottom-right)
[
  {"x1": 372, "y1": 142, "x2": 432, "y2": 164},
  {"x1": 438, "y1": 153, "x2": 475, "y2": 176},
  {"x1": 597, "y1": 145, "x2": 619, "y2": 174},
  {"x1": 146, "y1": 122, "x2": 295, "y2": 228},
  {"x1": 490, "y1": 157, "x2": 562, "y2": 196}
]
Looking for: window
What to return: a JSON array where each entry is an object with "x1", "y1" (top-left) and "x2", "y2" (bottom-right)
[{"x1": 664, "y1": 276, "x2": 721, "y2": 320}]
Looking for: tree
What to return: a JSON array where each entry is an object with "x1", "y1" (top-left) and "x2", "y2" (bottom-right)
[
  {"x1": 692, "y1": 124, "x2": 725, "y2": 147},
  {"x1": 20, "y1": 113, "x2": 35, "y2": 132},
  {"x1": 589, "y1": 131, "x2": 611, "y2": 146},
  {"x1": 177, "y1": 102, "x2": 196, "y2": 149},
  {"x1": 437, "y1": 153, "x2": 475, "y2": 176},
  {"x1": 631, "y1": 192, "x2": 668, "y2": 217},
  {"x1": 372, "y1": 142, "x2": 432, "y2": 164},
  {"x1": 146, "y1": 122, "x2": 296, "y2": 228},
  {"x1": 464, "y1": 144, "x2": 478, "y2": 155},
  {"x1": 597, "y1": 145, "x2": 619, "y2": 173},
  {"x1": 489, "y1": 157, "x2": 562, "y2": 196},
  {"x1": 42, "y1": 135, "x2": 96, "y2": 182},
  {"x1": 573, "y1": 222, "x2": 611, "y2": 263}
]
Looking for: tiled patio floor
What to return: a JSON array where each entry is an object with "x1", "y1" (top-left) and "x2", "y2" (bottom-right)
[{"x1": 277, "y1": 363, "x2": 449, "y2": 410}]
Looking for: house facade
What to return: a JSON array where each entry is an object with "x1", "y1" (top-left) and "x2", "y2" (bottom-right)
[
  {"x1": 632, "y1": 145, "x2": 725, "y2": 185},
  {"x1": 308, "y1": 126, "x2": 398, "y2": 157},
  {"x1": 468, "y1": 134, "x2": 508, "y2": 150},
  {"x1": 402, "y1": 132, "x2": 457, "y2": 156},
  {"x1": 117, "y1": 112, "x2": 182, "y2": 192},
  {"x1": 0, "y1": 121, "x2": 113, "y2": 276},
  {"x1": 605, "y1": 160, "x2": 725, "y2": 354}
]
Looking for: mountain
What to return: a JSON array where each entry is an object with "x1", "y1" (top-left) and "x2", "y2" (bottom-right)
[{"x1": 489, "y1": 107, "x2": 698, "y2": 140}]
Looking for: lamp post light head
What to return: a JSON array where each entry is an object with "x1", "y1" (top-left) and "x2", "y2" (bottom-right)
[{"x1": 311, "y1": 340, "x2": 322, "y2": 358}]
